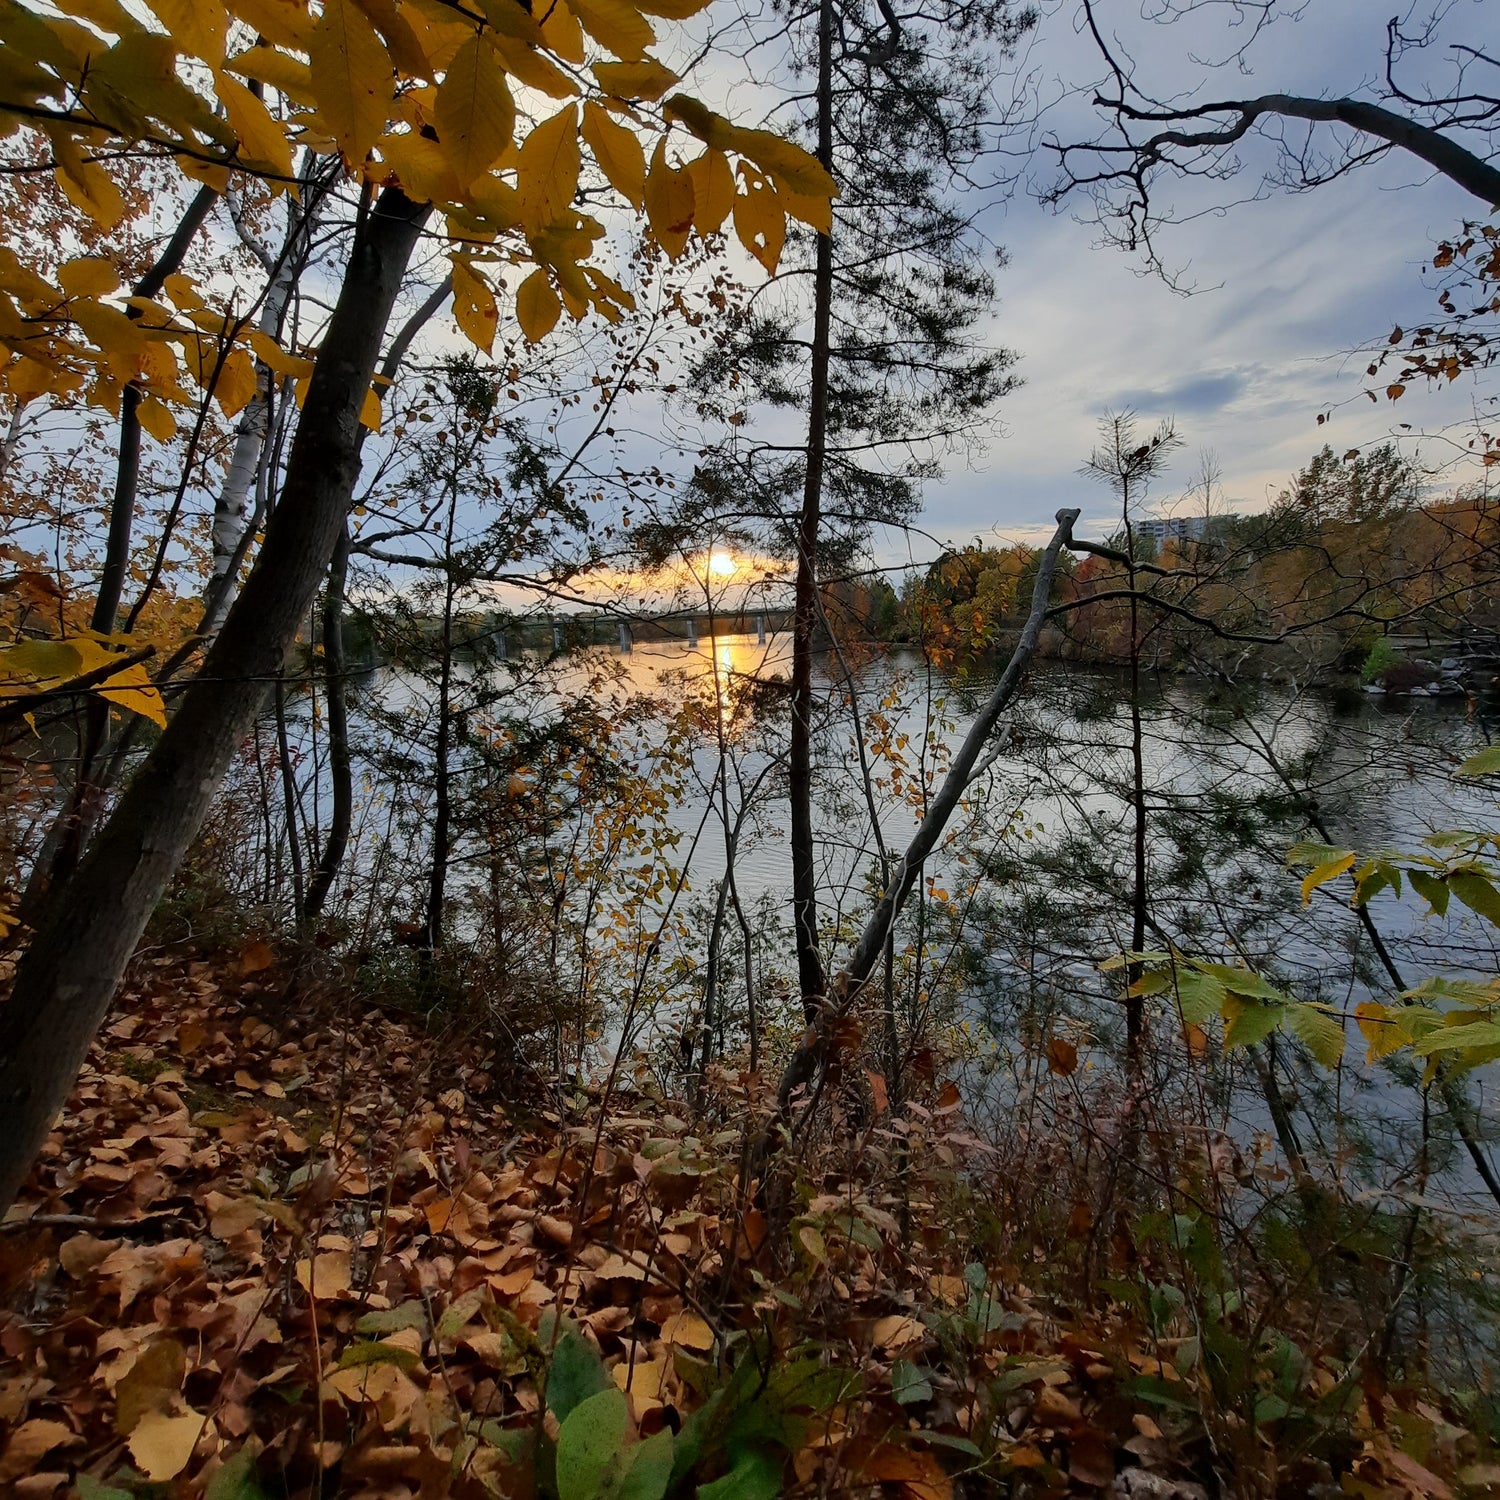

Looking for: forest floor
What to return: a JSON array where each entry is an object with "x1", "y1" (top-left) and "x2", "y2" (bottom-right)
[{"x1": 0, "y1": 944, "x2": 1489, "y2": 1498}]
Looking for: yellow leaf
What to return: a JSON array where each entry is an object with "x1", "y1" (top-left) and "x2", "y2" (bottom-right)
[
  {"x1": 643, "y1": 138, "x2": 693, "y2": 258},
  {"x1": 515, "y1": 267, "x2": 561, "y2": 343},
  {"x1": 781, "y1": 181, "x2": 831, "y2": 234},
  {"x1": 1300, "y1": 850, "x2": 1356, "y2": 906},
  {"x1": 47, "y1": 125, "x2": 125, "y2": 228},
  {"x1": 516, "y1": 103, "x2": 580, "y2": 233},
  {"x1": 359, "y1": 384, "x2": 382, "y2": 431},
  {"x1": 732, "y1": 163, "x2": 784, "y2": 272},
  {"x1": 136, "y1": 396, "x2": 178, "y2": 443},
  {"x1": 451, "y1": 257, "x2": 499, "y2": 352},
  {"x1": 581, "y1": 100, "x2": 644, "y2": 208},
  {"x1": 434, "y1": 34, "x2": 515, "y2": 186},
  {"x1": 660, "y1": 1309, "x2": 714, "y2": 1349},
  {"x1": 213, "y1": 345, "x2": 261, "y2": 418},
  {"x1": 99, "y1": 662, "x2": 168, "y2": 729},
  {"x1": 685, "y1": 149, "x2": 732, "y2": 232},
  {"x1": 224, "y1": 44, "x2": 315, "y2": 106},
  {"x1": 58, "y1": 255, "x2": 121, "y2": 298},
  {"x1": 145, "y1": 0, "x2": 228, "y2": 63},
  {"x1": 568, "y1": 0, "x2": 654, "y2": 60},
  {"x1": 309, "y1": 0, "x2": 395, "y2": 163},
  {"x1": 539, "y1": 0, "x2": 585, "y2": 62},
  {"x1": 591, "y1": 58, "x2": 677, "y2": 100},
  {"x1": 126, "y1": 1409, "x2": 205, "y2": 1482},
  {"x1": 4, "y1": 357, "x2": 56, "y2": 404},
  {"x1": 351, "y1": 0, "x2": 433, "y2": 79},
  {"x1": 216, "y1": 70, "x2": 295, "y2": 179},
  {"x1": 491, "y1": 33, "x2": 578, "y2": 97},
  {"x1": 225, "y1": 0, "x2": 316, "y2": 52},
  {"x1": 248, "y1": 330, "x2": 315, "y2": 380},
  {"x1": 665, "y1": 93, "x2": 836, "y2": 199}
]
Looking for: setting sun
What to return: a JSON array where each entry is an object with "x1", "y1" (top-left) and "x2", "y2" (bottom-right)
[{"x1": 707, "y1": 551, "x2": 737, "y2": 577}]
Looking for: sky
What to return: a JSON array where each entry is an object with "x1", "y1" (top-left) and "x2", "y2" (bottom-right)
[{"x1": 864, "y1": 0, "x2": 1499, "y2": 553}]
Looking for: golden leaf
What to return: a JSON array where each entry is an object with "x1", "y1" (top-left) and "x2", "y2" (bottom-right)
[
  {"x1": 516, "y1": 103, "x2": 580, "y2": 233},
  {"x1": 732, "y1": 163, "x2": 784, "y2": 273},
  {"x1": 309, "y1": 0, "x2": 395, "y2": 164},
  {"x1": 539, "y1": 0, "x2": 586, "y2": 61},
  {"x1": 643, "y1": 138, "x2": 693, "y2": 259},
  {"x1": 216, "y1": 70, "x2": 295, "y2": 179},
  {"x1": 486, "y1": 34, "x2": 577, "y2": 99},
  {"x1": 591, "y1": 58, "x2": 677, "y2": 100},
  {"x1": 568, "y1": 0, "x2": 654, "y2": 60},
  {"x1": 434, "y1": 35, "x2": 515, "y2": 187},
  {"x1": 516, "y1": 267, "x2": 562, "y2": 343},
  {"x1": 126, "y1": 1409, "x2": 205, "y2": 1482},
  {"x1": 224, "y1": 43, "x2": 316, "y2": 106},
  {"x1": 359, "y1": 384, "x2": 382, "y2": 431},
  {"x1": 145, "y1": 0, "x2": 228, "y2": 64},
  {"x1": 685, "y1": 149, "x2": 733, "y2": 232},
  {"x1": 451, "y1": 257, "x2": 499, "y2": 352},
  {"x1": 98, "y1": 661, "x2": 168, "y2": 728},
  {"x1": 225, "y1": 0, "x2": 316, "y2": 52},
  {"x1": 136, "y1": 396, "x2": 178, "y2": 443},
  {"x1": 213, "y1": 345, "x2": 261, "y2": 418},
  {"x1": 581, "y1": 100, "x2": 644, "y2": 208},
  {"x1": 58, "y1": 255, "x2": 121, "y2": 298}
]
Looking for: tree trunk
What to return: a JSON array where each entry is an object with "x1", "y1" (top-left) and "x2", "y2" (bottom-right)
[
  {"x1": 303, "y1": 523, "x2": 352, "y2": 921},
  {"x1": 302, "y1": 278, "x2": 451, "y2": 921},
  {"x1": 776, "y1": 511, "x2": 1079, "y2": 1116},
  {"x1": 789, "y1": 0, "x2": 834, "y2": 1020},
  {"x1": 0, "y1": 188, "x2": 430, "y2": 1216},
  {"x1": 19, "y1": 186, "x2": 220, "y2": 923}
]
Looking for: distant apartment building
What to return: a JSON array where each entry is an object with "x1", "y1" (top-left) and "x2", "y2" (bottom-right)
[{"x1": 1131, "y1": 513, "x2": 1229, "y2": 545}]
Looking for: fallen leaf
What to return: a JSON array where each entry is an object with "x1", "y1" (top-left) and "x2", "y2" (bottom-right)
[
  {"x1": 126, "y1": 1409, "x2": 205, "y2": 1481},
  {"x1": 0, "y1": 1420, "x2": 79, "y2": 1482}
]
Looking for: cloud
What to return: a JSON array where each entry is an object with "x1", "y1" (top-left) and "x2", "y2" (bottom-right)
[{"x1": 1108, "y1": 370, "x2": 1247, "y2": 417}]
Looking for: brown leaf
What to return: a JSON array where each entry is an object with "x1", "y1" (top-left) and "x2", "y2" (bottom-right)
[
  {"x1": 296, "y1": 1250, "x2": 353, "y2": 1300},
  {"x1": 1047, "y1": 1037, "x2": 1078, "y2": 1076},
  {"x1": 0, "y1": 1420, "x2": 79, "y2": 1482}
]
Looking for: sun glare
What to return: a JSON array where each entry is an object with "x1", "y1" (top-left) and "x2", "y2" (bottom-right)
[{"x1": 707, "y1": 551, "x2": 737, "y2": 578}]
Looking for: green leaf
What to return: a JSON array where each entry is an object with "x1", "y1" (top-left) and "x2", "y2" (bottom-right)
[
  {"x1": 337, "y1": 1339, "x2": 421, "y2": 1372},
  {"x1": 1199, "y1": 964, "x2": 1286, "y2": 1002},
  {"x1": 615, "y1": 1428, "x2": 674, "y2": 1500},
  {"x1": 1287, "y1": 840, "x2": 1344, "y2": 867},
  {"x1": 556, "y1": 1387, "x2": 628, "y2": 1500},
  {"x1": 1223, "y1": 1000, "x2": 1284, "y2": 1050},
  {"x1": 545, "y1": 1319, "x2": 611, "y2": 1420},
  {"x1": 1413, "y1": 1021, "x2": 1500, "y2": 1055},
  {"x1": 1450, "y1": 872, "x2": 1500, "y2": 927},
  {"x1": 890, "y1": 1361, "x2": 933, "y2": 1405},
  {"x1": 206, "y1": 1444, "x2": 269, "y2": 1500},
  {"x1": 1408, "y1": 868, "x2": 1450, "y2": 917},
  {"x1": 76, "y1": 1480, "x2": 135, "y2": 1500},
  {"x1": 1174, "y1": 969, "x2": 1226, "y2": 1024},
  {"x1": 1284, "y1": 1004, "x2": 1345, "y2": 1067},
  {"x1": 697, "y1": 1447, "x2": 783, "y2": 1500},
  {"x1": 1458, "y1": 745, "x2": 1500, "y2": 777},
  {"x1": 356, "y1": 1300, "x2": 428, "y2": 1336}
]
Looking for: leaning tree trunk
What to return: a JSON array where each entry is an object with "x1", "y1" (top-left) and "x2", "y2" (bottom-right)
[
  {"x1": 788, "y1": 0, "x2": 835, "y2": 1020},
  {"x1": 0, "y1": 187, "x2": 430, "y2": 1216}
]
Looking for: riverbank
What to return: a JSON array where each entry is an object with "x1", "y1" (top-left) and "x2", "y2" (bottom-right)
[{"x1": 2, "y1": 941, "x2": 1494, "y2": 1498}]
